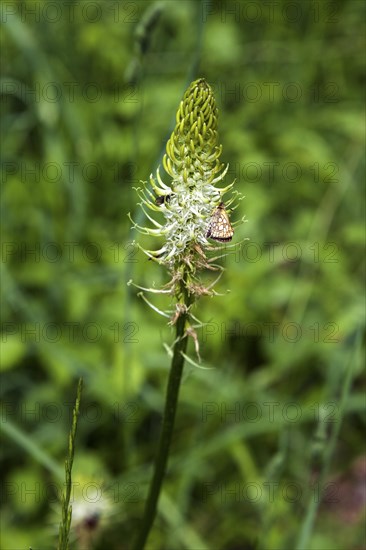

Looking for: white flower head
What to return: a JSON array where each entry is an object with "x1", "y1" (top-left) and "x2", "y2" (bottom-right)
[{"x1": 130, "y1": 78, "x2": 243, "y2": 310}]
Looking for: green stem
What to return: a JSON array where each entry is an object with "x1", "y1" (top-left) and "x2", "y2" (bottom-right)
[
  {"x1": 58, "y1": 377, "x2": 83, "y2": 550},
  {"x1": 133, "y1": 311, "x2": 189, "y2": 550}
]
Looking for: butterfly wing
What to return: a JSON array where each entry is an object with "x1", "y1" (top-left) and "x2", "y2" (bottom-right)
[{"x1": 207, "y1": 204, "x2": 234, "y2": 242}]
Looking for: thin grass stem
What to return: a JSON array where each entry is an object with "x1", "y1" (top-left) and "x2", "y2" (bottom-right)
[{"x1": 58, "y1": 378, "x2": 83, "y2": 550}]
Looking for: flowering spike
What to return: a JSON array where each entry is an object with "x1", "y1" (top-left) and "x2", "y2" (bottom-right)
[
  {"x1": 129, "y1": 80, "x2": 247, "y2": 550},
  {"x1": 131, "y1": 78, "x2": 245, "y2": 303}
]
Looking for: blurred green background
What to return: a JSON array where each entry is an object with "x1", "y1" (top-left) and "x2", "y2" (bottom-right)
[{"x1": 1, "y1": 0, "x2": 365, "y2": 548}]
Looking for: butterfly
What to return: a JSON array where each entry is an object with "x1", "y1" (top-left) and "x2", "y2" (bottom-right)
[{"x1": 206, "y1": 202, "x2": 234, "y2": 242}]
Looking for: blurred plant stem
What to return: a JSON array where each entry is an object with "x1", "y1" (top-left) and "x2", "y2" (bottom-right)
[
  {"x1": 58, "y1": 378, "x2": 83, "y2": 550},
  {"x1": 294, "y1": 329, "x2": 362, "y2": 550}
]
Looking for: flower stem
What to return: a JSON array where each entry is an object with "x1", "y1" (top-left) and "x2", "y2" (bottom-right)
[{"x1": 133, "y1": 311, "x2": 189, "y2": 550}]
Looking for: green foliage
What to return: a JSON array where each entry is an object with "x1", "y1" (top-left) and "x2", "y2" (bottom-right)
[{"x1": 1, "y1": 1, "x2": 365, "y2": 549}]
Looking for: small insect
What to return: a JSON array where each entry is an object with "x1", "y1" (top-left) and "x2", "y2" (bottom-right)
[
  {"x1": 155, "y1": 194, "x2": 171, "y2": 206},
  {"x1": 206, "y1": 202, "x2": 234, "y2": 242}
]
